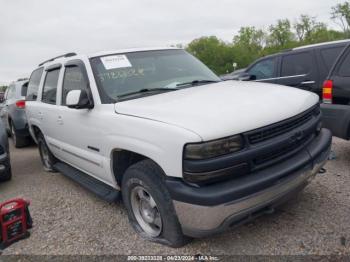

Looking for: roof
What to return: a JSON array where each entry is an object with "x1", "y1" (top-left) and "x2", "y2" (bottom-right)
[
  {"x1": 248, "y1": 39, "x2": 350, "y2": 65},
  {"x1": 37, "y1": 47, "x2": 181, "y2": 67},
  {"x1": 292, "y1": 39, "x2": 350, "y2": 51},
  {"x1": 88, "y1": 47, "x2": 180, "y2": 58}
]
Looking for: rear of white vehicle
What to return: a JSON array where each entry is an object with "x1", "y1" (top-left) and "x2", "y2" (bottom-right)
[
  {"x1": 25, "y1": 48, "x2": 331, "y2": 247},
  {"x1": 0, "y1": 79, "x2": 31, "y2": 147}
]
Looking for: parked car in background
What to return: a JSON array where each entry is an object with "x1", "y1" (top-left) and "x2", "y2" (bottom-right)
[
  {"x1": 0, "y1": 78, "x2": 31, "y2": 147},
  {"x1": 0, "y1": 120, "x2": 11, "y2": 182},
  {"x1": 26, "y1": 48, "x2": 331, "y2": 247},
  {"x1": 321, "y1": 43, "x2": 350, "y2": 140},
  {"x1": 220, "y1": 68, "x2": 246, "y2": 80},
  {"x1": 238, "y1": 40, "x2": 350, "y2": 98}
]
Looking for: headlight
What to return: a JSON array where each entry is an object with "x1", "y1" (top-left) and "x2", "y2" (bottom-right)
[{"x1": 184, "y1": 135, "x2": 243, "y2": 160}]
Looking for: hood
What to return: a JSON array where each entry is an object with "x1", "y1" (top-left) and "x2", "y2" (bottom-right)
[{"x1": 114, "y1": 81, "x2": 319, "y2": 140}]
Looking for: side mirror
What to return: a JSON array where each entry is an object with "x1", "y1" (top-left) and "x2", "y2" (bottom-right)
[
  {"x1": 66, "y1": 90, "x2": 93, "y2": 109},
  {"x1": 239, "y1": 73, "x2": 256, "y2": 81}
]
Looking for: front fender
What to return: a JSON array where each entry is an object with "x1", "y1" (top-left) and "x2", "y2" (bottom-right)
[{"x1": 105, "y1": 117, "x2": 202, "y2": 180}]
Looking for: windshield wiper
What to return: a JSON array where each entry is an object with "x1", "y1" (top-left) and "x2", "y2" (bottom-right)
[
  {"x1": 116, "y1": 88, "x2": 179, "y2": 101},
  {"x1": 176, "y1": 79, "x2": 220, "y2": 87}
]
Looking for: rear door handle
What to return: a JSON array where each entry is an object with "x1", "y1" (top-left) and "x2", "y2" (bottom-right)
[
  {"x1": 38, "y1": 111, "x2": 43, "y2": 120},
  {"x1": 57, "y1": 116, "x2": 63, "y2": 125}
]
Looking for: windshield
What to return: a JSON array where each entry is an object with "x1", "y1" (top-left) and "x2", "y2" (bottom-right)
[{"x1": 90, "y1": 49, "x2": 220, "y2": 102}]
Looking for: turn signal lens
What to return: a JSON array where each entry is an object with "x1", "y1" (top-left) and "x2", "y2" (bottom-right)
[{"x1": 322, "y1": 80, "x2": 333, "y2": 104}]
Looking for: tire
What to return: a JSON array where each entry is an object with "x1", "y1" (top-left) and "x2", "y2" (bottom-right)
[
  {"x1": 0, "y1": 165, "x2": 12, "y2": 182},
  {"x1": 37, "y1": 133, "x2": 57, "y2": 172},
  {"x1": 10, "y1": 121, "x2": 28, "y2": 148},
  {"x1": 122, "y1": 159, "x2": 191, "y2": 248}
]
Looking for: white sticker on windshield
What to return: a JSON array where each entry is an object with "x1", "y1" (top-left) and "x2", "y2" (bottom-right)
[{"x1": 100, "y1": 55, "x2": 132, "y2": 70}]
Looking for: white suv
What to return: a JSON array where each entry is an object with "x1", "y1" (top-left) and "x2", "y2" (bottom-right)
[{"x1": 26, "y1": 48, "x2": 331, "y2": 247}]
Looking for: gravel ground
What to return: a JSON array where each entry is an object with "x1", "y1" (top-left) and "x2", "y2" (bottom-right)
[{"x1": 0, "y1": 137, "x2": 349, "y2": 255}]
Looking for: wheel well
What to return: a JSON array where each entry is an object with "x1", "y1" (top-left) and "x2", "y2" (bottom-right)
[
  {"x1": 31, "y1": 125, "x2": 42, "y2": 141},
  {"x1": 112, "y1": 150, "x2": 148, "y2": 185}
]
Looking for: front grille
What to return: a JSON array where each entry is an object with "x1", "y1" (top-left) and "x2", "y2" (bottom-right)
[
  {"x1": 253, "y1": 133, "x2": 312, "y2": 166},
  {"x1": 247, "y1": 105, "x2": 320, "y2": 144}
]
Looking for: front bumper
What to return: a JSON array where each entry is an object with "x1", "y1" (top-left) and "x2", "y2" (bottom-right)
[
  {"x1": 167, "y1": 129, "x2": 331, "y2": 237},
  {"x1": 321, "y1": 103, "x2": 350, "y2": 140}
]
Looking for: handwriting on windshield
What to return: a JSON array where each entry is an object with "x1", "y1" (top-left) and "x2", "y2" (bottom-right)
[{"x1": 98, "y1": 68, "x2": 145, "y2": 82}]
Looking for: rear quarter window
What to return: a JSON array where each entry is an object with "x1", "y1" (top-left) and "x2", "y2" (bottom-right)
[
  {"x1": 21, "y1": 82, "x2": 28, "y2": 97},
  {"x1": 320, "y1": 46, "x2": 345, "y2": 71},
  {"x1": 337, "y1": 50, "x2": 350, "y2": 77},
  {"x1": 26, "y1": 68, "x2": 44, "y2": 101}
]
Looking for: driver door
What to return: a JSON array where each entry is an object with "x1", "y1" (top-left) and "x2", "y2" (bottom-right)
[{"x1": 245, "y1": 57, "x2": 278, "y2": 83}]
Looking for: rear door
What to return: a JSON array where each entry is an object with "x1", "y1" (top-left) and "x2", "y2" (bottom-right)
[
  {"x1": 277, "y1": 51, "x2": 318, "y2": 93},
  {"x1": 38, "y1": 65, "x2": 62, "y2": 153}
]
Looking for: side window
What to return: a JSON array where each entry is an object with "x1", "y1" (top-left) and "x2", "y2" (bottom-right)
[
  {"x1": 248, "y1": 58, "x2": 276, "y2": 80},
  {"x1": 21, "y1": 83, "x2": 28, "y2": 97},
  {"x1": 281, "y1": 52, "x2": 313, "y2": 77},
  {"x1": 321, "y1": 46, "x2": 344, "y2": 71},
  {"x1": 27, "y1": 68, "x2": 44, "y2": 101},
  {"x1": 338, "y1": 50, "x2": 350, "y2": 77},
  {"x1": 42, "y1": 69, "x2": 60, "y2": 104},
  {"x1": 62, "y1": 66, "x2": 87, "y2": 105},
  {"x1": 6, "y1": 85, "x2": 15, "y2": 99}
]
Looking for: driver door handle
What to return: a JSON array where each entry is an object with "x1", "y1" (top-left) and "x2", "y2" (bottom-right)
[{"x1": 300, "y1": 80, "x2": 315, "y2": 85}]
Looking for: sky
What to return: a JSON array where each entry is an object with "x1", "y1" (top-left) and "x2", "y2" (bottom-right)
[{"x1": 0, "y1": 0, "x2": 342, "y2": 84}]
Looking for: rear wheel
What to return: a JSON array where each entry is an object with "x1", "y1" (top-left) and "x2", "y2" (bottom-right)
[
  {"x1": 10, "y1": 121, "x2": 28, "y2": 148},
  {"x1": 122, "y1": 159, "x2": 191, "y2": 247},
  {"x1": 37, "y1": 134, "x2": 57, "y2": 172}
]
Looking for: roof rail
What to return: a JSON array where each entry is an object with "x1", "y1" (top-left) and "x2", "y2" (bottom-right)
[
  {"x1": 17, "y1": 78, "x2": 29, "y2": 82},
  {"x1": 38, "y1": 52, "x2": 77, "y2": 66},
  {"x1": 292, "y1": 39, "x2": 350, "y2": 51}
]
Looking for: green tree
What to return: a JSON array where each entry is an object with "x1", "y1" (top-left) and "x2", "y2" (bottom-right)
[
  {"x1": 232, "y1": 27, "x2": 266, "y2": 68},
  {"x1": 187, "y1": 36, "x2": 236, "y2": 74},
  {"x1": 185, "y1": 5, "x2": 348, "y2": 75},
  {"x1": 294, "y1": 15, "x2": 322, "y2": 42},
  {"x1": 268, "y1": 19, "x2": 295, "y2": 48},
  {"x1": 331, "y1": 1, "x2": 350, "y2": 35}
]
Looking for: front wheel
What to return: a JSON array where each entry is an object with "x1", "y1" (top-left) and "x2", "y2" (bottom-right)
[
  {"x1": 37, "y1": 134, "x2": 57, "y2": 172},
  {"x1": 122, "y1": 159, "x2": 191, "y2": 247}
]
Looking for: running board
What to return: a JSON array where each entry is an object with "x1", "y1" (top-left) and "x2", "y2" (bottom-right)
[{"x1": 53, "y1": 162, "x2": 120, "y2": 202}]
